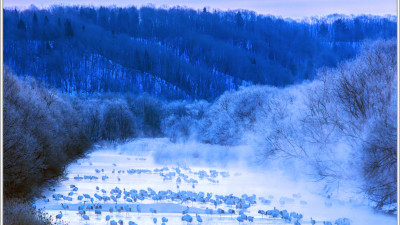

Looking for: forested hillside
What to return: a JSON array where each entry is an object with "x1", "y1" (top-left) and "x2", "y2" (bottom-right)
[
  {"x1": 4, "y1": 39, "x2": 396, "y2": 219},
  {"x1": 3, "y1": 5, "x2": 397, "y2": 223},
  {"x1": 3, "y1": 5, "x2": 396, "y2": 99}
]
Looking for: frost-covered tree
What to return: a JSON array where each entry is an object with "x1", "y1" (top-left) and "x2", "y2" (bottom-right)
[
  {"x1": 102, "y1": 100, "x2": 137, "y2": 141},
  {"x1": 265, "y1": 39, "x2": 397, "y2": 209},
  {"x1": 3, "y1": 68, "x2": 92, "y2": 198},
  {"x1": 194, "y1": 39, "x2": 396, "y2": 210}
]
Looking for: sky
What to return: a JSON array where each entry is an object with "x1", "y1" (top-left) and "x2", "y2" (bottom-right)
[{"x1": 3, "y1": 0, "x2": 397, "y2": 19}]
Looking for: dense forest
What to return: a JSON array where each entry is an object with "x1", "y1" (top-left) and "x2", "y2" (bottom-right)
[
  {"x1": 3, "y1": 5, "x2": 396, "y2": 99},
  {"x1": 2, "y1": 4, "x2": 397, "y2": 223},
  {"x1": 4, "y1": 39, "x2": 396, "y2": 212}
]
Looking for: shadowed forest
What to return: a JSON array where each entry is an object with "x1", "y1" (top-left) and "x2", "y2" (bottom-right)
[{"x1": 3, "y1": 6, "x2": 396, "y2": 99}]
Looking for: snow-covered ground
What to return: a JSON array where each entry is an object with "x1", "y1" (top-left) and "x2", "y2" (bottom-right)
[{"x1": 35, "y1": 138, "x2": 396, "y2": 225}]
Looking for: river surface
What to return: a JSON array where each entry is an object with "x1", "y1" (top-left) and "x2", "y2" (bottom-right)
[{"x1": 35, "y1": 138, "x2": 396, "y2": 225}]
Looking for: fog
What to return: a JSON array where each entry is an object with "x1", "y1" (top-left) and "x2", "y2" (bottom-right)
[{"x1": 35, "y1": 138, "x2": 396, "y2": 224}]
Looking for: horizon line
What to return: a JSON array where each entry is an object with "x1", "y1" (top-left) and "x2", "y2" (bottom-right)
[{"x1": 3, "y1": 2, "x2": 397, "y2": 20}]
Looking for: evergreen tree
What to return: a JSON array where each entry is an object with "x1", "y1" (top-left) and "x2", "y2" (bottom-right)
[
  {"x1": 134, "y1": 49, "x2": 142, "y2": 70},
  {"x1": 17, "y1": 18, "x2": 26, "y2": 31},
  {"x1": 32, "y1": 13, "x2": 39, "y2": 38},
  {"x1": 64, "y1": 19, "x2": 74, "y2": 37},
  {"x1": 144, "y1": 50, "x2": 151, "y2": 71},
  {"x1": 236, "y1": 11, "x2": 244, "y2": 28},
  {"x1": 32, "y1": 13, "x2": 38, "y2": 23}
]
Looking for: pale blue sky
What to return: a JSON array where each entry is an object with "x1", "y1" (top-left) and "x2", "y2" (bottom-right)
[{"x1": 3, "y1": 0, "x2": 396, "y2": 18}]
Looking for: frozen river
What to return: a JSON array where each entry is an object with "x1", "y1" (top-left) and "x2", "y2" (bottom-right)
[{"x1": 35, "y1": 138, "x2": 396, "y2": 225}]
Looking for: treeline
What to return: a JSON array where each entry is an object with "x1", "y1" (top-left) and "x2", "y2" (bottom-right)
[{"x1": 3, "y1": 6, "x2": 396, "y2": 99}]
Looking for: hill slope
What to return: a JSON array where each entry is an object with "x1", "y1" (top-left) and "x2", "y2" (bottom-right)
[{"x1": 4, "y1": 6, "x2": 396, "y2": 99}]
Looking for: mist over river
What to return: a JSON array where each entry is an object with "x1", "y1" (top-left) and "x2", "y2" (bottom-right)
[{"x1": 35, "y1": 138, "x2": 396, "y2": 225}]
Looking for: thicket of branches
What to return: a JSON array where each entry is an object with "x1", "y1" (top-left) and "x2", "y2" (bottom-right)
[
  {"x1": 3, "y1": 68, "x2": 169, "y2": 199},
  {"x1": 186, "y1": 39, "x2": 397, "y2": 210},
  {"x1": 3, "y1": 199, "x2": 57, "y2": 225},
  {"x1": 304, "y1": 39, "x2": 396, "y2": 209},
  {"x1": 4, "y1": 67, "x2": 91, "y2": 198}
]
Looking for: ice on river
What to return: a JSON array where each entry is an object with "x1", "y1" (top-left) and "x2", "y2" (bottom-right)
[{"x1": 35, "y1": 138, "x2": 396, "y2": 225}]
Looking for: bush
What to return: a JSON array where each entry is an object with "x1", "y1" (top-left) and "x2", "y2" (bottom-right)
[
  {"x1": 160, "y1": 100, "x2": 209, "y2": 142},
  {"x1": 102, "y1": 100, "x2": 137, "y2": 141},
  {"x1": 198, "y1": 85, "x2": 283, "y2": 145},
  {"x1": 126, "y1": 94, "x2": 163, "y2": 136},
  {"x1": 3, "y1": 199, "x2": 57, "y2": 225}
]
